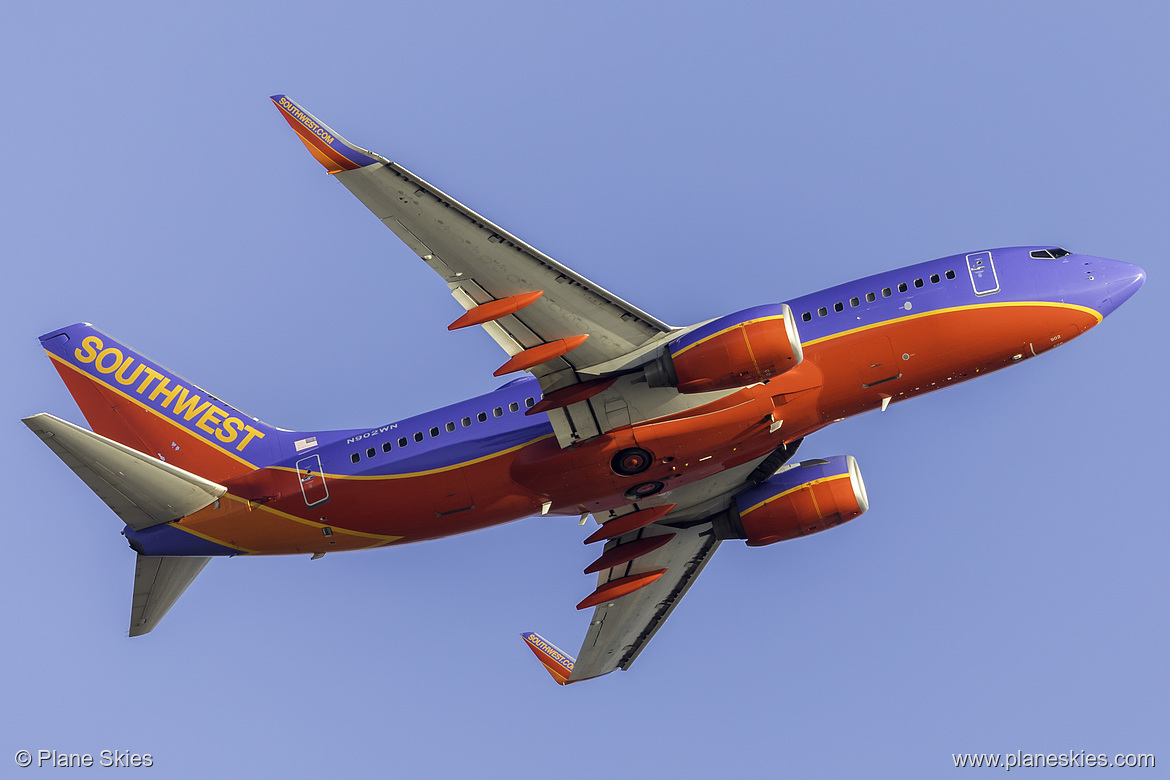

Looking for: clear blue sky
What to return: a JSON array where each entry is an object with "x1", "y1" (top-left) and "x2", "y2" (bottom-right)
[{"x1": 3, "y1": 2, "x2": 1165, "y2": 776}]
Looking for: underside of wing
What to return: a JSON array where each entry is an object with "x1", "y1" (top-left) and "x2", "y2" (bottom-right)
[
  {"x1": 523, "y1": 441, "x2": 803, "y2": 684},
  {"x1": 569, "y1": 520, "x2": 721, "y2": 682},
  {"x1": 333, "y1": 163, "x2": 673, "y2": 382},
  {"x1": 271, "y1": 95, "x2": 674, "y2": 400}
]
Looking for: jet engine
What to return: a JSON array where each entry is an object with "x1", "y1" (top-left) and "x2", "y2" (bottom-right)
[
  {"x1": 644, "y1": 303, "x2": 803, "y2": 394},
  {"x1": 714, "y1": 455, "x2": 869, "y2": 546}
]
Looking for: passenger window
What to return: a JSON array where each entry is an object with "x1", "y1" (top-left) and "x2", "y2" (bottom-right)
[
  {"x1": 945, "y1": 269, "x2": 956, "y2": 279},
  {"x1": 882, "y1": 287, "x2": 892, "y2": 297},
  {"x1": 833, "y1": 302, "x2": 843, "y2": 312},
  {"x1": 493, "y1": 407, "x2": 503, "y2": 417},
  {"x1": 414, "y1": 432, "x2": 424, "y2": 443},
  {"x1": 446, "y1": 422, "x2": 456, "y2": 432},
  {"x1": 898, "y1": 282, "x2": 908, "y2": 293},
  {"x1": 801, "y1": 311, "x2": 812, "y2": 322},
  {"x1": 398, "y1": 437, "x2": 408, "y2": 448},
  {"x1": 350, "y1": 453, "x2": 360, "y2": 464},
  {"x1": 914, "y1": 278, "x2": 924, "y2": 288},
  {"x1": 849, "y1": 297, "x2": 860, "y2": 307},
  {"x1": 382, "y1": 442, "x2": 392, "y2": 453},
  {"x1": 429, "y1": 426, "x2": 439, "y2": 437},
  {"x1": 477, "y1": 412, "x2": 487, "y2": 422},
  {"x1": 509, "y1": 402, "x2": 519, "y2": 413},
  {"x1": 866, "y1": 292, "x2": 876, "y2": 302},
  {"x1": 525, "y1": 397, "x2": 535, "y2": 408},
  {"x1": 461, "y1": 416, "x2": 471, "y2": 427},
  {"x1": 366, "y1": 447, "x2": 375, "y2": 458},
  {"x1": 817, "y1": 306, "x2": 827, "y2": 317},
  {"x1": 930, "y1": 273, "x2": 940, "y2": 283}
]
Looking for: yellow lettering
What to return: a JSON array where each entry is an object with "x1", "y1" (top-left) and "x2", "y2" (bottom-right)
[
  {"x1": 195, "y1": 405, "x2": 226, "y2": 436},
  {"x1": 217, "y1": 416, "x2": 243, "y2": 444},
  {"x1": 74, "y1": 335, "x2": 102, "y2": 364},
  {"x1": 114, "y1": 357, "x2": 145, "y2": 386},
  {"x1": 173, "y1": 389, "x2": 211, "y2": 422},
  {"x1": 94, "y1": 347, "x2": 124, "y2": 374},
  {"x1": 236, "y1": 424, "x2": 265, "y2": 451},
  {"x1": 151, "y1": 379, "x2": 184, "y2": 409},
  {"x1": 135, "y1": 367, "x2": 164, "y2": 395}
]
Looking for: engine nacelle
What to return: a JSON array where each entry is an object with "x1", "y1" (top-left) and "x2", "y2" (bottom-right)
[
  {"x1": 645, "y1": 303, "x2": 803, "y2": 394},
  {"x1": 715, "y1": 455, "x2": 869, "y2": 547}
]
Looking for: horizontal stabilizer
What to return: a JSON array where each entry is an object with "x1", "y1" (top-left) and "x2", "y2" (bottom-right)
[
  {"x1": 130, "y1": 554, "x2": 210, "y2": 636},
  {"x1": 23, "y1": 413, "x2": 227, "y2": 531}
]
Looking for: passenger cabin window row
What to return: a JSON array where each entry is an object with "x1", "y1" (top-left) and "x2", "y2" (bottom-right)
[
  {"x1": 799, "y1": 269, "x2": 957, "y2": 322},
  {"x1": 349, "y1": 397, "x2": 537, "y2": 463}
]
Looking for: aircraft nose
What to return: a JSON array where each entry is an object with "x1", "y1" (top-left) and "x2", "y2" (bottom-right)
[
  {"x1": 1105, "y1": 261, "x2": 1146, "y2": 312},
  {"x1": 1073, "y1": 255, "x2": 1146, "y2": 317}
]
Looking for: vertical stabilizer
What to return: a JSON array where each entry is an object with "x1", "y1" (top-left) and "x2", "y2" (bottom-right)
[{"x1": 38, "y1": 323, "x2": 283, "y2": 483}]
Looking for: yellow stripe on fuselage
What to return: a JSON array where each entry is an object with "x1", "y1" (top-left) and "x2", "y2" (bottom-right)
[
  {"x1": 219, "y1": 493, "x2": 402, "y2": 542},
  {"x1": 165, "y1": 521, "x2": 259, "y2": 554},
  {"x1": 165, "y1": 493, "x2": 404, "y2": 553},
  {"x1": 269, "y1": 433, "x2": 557, "y2": 482},
  {"x1": 801, "y1": 300, "x2": 1102, "y2": 348}
]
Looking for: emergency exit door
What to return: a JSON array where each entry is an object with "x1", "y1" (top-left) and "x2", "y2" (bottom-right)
[
  {"x1": 966, "y1": 251, "x2": 1001, "y2": 296},
  {"x1": 296, "y1": 454, "x2": 330, "y2": 507}
]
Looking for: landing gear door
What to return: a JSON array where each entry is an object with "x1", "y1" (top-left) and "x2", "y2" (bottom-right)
[
  {"x1": 966, "y1": 251, "x2": 1001, "y2": 296},
  {"x1": 296, "y1": 454, "x2": 329, "y2": 507}
]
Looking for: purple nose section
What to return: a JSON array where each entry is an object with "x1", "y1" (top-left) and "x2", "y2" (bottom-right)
[{"x1": 1105, "y1": 261, "x2": 1146, "y2": 314}]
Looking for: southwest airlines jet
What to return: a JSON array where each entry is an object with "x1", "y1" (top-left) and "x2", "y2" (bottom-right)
[{"x1": 24, "y1": 96, "x2": 1145, "y2": 685}]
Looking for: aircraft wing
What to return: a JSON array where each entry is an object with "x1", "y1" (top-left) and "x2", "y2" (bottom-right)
[
  {"x1": 271, "y1": 96, "x2": 674, "y2": 399},
  {"x1": 568, "y1": 517, "x2": 721, "y2": 682},
  {"x1": 523, "y1": 502, "x2": 724, "y2": 685}
]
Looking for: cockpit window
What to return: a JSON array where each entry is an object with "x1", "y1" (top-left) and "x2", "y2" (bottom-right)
[{"x1": 1030, "y1": 248, "x2": 1071, "y2": 259}]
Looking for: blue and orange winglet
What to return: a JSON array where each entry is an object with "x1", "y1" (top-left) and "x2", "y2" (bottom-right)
[
  {"x1": 521, "y1": 632, "x2": 576, "y2": 685},
  {"x1": 270, "y1": 94, "x2": 384, "y2": 173}
]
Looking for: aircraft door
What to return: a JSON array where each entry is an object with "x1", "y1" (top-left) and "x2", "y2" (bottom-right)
[
  {"x1": 296, "y1": 454, "x2": 330, "y2": 507},
  {"x1": 966, "y1": 251, "x2": 1001, "y2": 296}
]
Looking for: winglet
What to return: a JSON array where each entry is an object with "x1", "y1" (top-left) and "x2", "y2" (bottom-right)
[
  {"x1": 270, "y1": 94, "x2": 386, "y2": 173},
  {"x1": 521, "y1": 632, "x2": 576, "y2": 685}
]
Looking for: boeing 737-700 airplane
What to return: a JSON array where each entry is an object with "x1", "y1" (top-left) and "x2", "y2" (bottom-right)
[{"x1": 24, "y1": 95, "x2": 1146, "y2": 684}]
